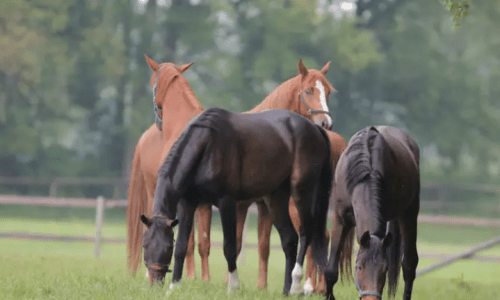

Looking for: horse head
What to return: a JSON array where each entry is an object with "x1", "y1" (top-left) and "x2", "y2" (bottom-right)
[
  {"x1": 144, "y1": 54, "x2": 200, "y2": 131},
  {"x1": 140, "y1": 214, "x2": 178, "y2": 285},
  {"x1": 355, "y1": 231, "x2": 393, "y2": 300},
  {"x1": 295, "y1": 59, "x2": 335, "y2": 130}
]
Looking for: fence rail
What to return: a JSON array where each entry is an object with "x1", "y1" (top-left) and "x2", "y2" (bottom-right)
[
  {"x1": 1, "y1": 193, "x2": 500, "y2": 274},
  {"x1": 2, "y1": 177, "x2": 500, "y2": 212}
]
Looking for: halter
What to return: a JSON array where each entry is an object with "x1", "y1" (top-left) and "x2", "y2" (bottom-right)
[
  {"x1": 355, "y1": 234, "x2": 384, "y2": 300},
  {"x1": 298, "y1": 82, "x2": 331, "y2": 117},
  {"x1": 143, "y1": 259, "x2": 172, "y2": 273},
  {"x1": 152, "y1": 65, "x2": 165, "y2": 131},
  {"x1": 356, "y1": 278, "x2": 383, "y2": 299}
]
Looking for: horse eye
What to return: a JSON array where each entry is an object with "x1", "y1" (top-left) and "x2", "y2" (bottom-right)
[{"x1": 305, "y1": 88, "x2": 312, "y2": 95}]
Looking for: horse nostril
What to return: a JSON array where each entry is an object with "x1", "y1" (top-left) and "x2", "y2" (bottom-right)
[{"x1": 322, "y1": 119, "x2": 331, "y2": 130}]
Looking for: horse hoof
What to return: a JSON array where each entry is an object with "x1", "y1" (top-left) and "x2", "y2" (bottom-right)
[
  {"x1": 304, "y1": 279, "x2": 314, "y2": 296},
  {"x1": 290, "y1": 284, "x2": 304, "y2": 296},
  {"x1": 227, "y1": 270, "x2": 240, "y2": 293}
]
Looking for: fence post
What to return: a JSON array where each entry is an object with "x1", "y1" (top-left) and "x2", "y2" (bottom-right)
[
  {"x1": 437, "y1": 184, "x2": 447, "y2": 213},
  {"x1": 94, "y1": 196, "x2": 105, "y2": 258},
  {"x1": 49, "y1": 179, "x2": 58, "y2": 198}
]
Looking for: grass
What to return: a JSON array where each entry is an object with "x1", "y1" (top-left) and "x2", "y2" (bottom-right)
[{"x1": 1, "y1": 204, "x2": 500, "y2": 299}]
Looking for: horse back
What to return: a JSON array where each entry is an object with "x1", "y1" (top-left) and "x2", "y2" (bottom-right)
[
  {"x1": 193, "y1": 108, "x2": 329, "y2": 199},
  {"x1": 375, "y1": 126, "x2": 420, "y2": 211}
]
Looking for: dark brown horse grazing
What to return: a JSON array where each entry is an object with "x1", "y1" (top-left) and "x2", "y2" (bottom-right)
[
  {"x1": 126, "y1": 58, "x2": 334, "y2": 282},
  {"x1": 141, "y1": 108, "x2": 333, "y2": 295},
  {"x1": 194, "y1": 60, "x2": 335, "y2": 290},
  {"x1": 324, "y1": 126, "x2": 420, "y2": 300}
]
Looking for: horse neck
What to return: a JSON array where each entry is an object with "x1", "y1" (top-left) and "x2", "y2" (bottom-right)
[
  {"x1": 160, "y1": 81, "x2": 204, "y2": 142},
  {"x1": 246, "y1": 76, "x2": 299, "y2": 113},
  {"x1": 352, "y1": 182, "x2": 387, "y2": 239}
]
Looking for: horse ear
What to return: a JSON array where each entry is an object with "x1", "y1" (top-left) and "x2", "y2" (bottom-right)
[
  {"x1": 360, "y1": 231, "x2": 371, "y2": 248},
  {"x1": 298, "y1": 59, "x2": 308, "y2": 77},
  {"x1": 320, "y1": 61, "x2": 331, "y2": 75},
  {"x1": 145, "y1": 54, "x2": 159, "y2": 71},
  {"x1": 141, "y1": 215, "x2": 152, "y2": 227},
  {"x1": 178, "y1": 62, "x2": 194, "y2": 74},
  {"x1": 383, "y1": 233, "x2": 393, "y2": 249},
  {"x1": 166, "y1": 219, "x2": 179, "y2": 228}
]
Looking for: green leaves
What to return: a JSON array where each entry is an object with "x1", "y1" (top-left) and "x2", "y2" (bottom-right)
[{"x1": 442, "y1": 0, "x2": 470, "y2": 29}]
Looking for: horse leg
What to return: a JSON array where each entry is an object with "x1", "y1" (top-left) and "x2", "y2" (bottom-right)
[
  {"x1": 218, "y1": 197, "x2": 240, "y2": 293},
  {"x1": 256, "y1": 201, "x2": 272, "y2": 290},
  {"x1": 288, "y1": 197, "x2": 311, "y2": 295},
  {"x1": 170, "y1": 199, "x2": 197, "y2": 289},
  {"x1": 185, "y1": 225, "x2": 196, "y2": 279},
  {"x1": 196, "y1": 203, "x2": 212, "y2": 281},
  {"x1": 315, "y1": 229, "x2": 330, "y2": 294},
  {"x1": 304, "y1": 247, "x2": 316, "y2": 294},
  {"x1": 222, "y1": 201, "x2": 251, "y2": 285},
  {"x1": 399, "y1": 204, "x2": 419, "y2": 300},
  {"x1": 291, "y1": 182, "x2": 322, "y2": 296},
  {"x1": 265, "y1": 190, "x2": 298, "y2": 295},
  {"x1": 325, "y1": 216, "x2": 351, "y2": 300}
]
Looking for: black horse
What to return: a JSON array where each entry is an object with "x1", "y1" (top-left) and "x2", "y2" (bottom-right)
[
  {"x1": 141, "y1": 108, "x2": 333, "y2": 294},
  {"x1": 324, "y1": 126, "x2": 420, "y2": 300}
]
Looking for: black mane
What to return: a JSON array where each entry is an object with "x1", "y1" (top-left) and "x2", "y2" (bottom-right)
[
  {"x1": 158, "y1": 108, "x2": 231, "y2": 181},
  {"x1": 345, "y1": 126, "x2": 388, "y2": 233}
]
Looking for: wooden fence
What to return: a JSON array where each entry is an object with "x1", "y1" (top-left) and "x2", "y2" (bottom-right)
[
  {"x1": 2, "y1": 177, "x2": 500, "y2": 214},
  {"x1": 0, "y1": 177, "x2": 127, "y2": 199},
  {"x1": 1, "y1": 193, "x2": 500, "y2": 274}
]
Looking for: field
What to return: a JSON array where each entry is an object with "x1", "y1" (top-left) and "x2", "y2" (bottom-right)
[{"x1": 1, "y1": 205, "x2": 500, "y2": 300}]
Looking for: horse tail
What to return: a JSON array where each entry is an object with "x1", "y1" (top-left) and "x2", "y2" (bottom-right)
[
  {"x1": 310, "y1": 126, "x2": 333, "y2": 271},
  {"x1": 126, "y1": 146, "x2": 147, "y2": 274},
  {"x1": 387, "y1": 220, "x2": 402, "y2": 297}
]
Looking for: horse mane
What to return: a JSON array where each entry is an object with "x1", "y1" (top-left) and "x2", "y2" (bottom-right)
[
  {"x1": 157, "y1": 108, "x2": 230, "y2": 181},
  {"x1": 247, "y1": 76, "x2": 300, "y2": 113},
  {"x1": 345, "y1": 126, "x2": 387, "y2": 230}
]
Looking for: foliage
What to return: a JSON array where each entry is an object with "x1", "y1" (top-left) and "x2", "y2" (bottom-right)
[
  {"x1": 442, "y1": 0, "x2": 470, "y2": 29},
  {"x1": 1, "y1": 0, "x2": 500, "y2": 196}
]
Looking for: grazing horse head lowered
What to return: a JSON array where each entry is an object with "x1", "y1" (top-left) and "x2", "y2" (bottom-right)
[{"x1": 141, "y1": 215, "x2": 178, "y2": 285}]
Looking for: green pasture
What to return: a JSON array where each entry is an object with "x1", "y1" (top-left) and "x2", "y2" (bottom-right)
[{"x1": 1, "y1": 205, "x2": 500, "y2": 299}]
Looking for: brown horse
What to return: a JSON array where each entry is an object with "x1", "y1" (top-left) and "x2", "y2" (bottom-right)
[
  {"x1": 188, "y1": 62, "x2": 337, "y2": 291},
  {"x1": 142, "y1": 108, "x2": 333, "y2": 295},
  {"x1": 324, "y1": 126, "x2": 420, "y2": 300},
  {"x1": 126, "y1": 55, "x2": 203, "y2": 275},
  {"x1": 126, "y1": 57, "x2": 334, "y2": 281}
]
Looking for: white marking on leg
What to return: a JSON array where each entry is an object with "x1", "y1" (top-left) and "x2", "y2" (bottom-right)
[
  {"x1": 227, "y1": 270, "x2": 241, "y2": 293},
  {"x1": 145, "y1": 270, "x2": 149, "y2": 279},
  {"x1": 304, "y1": 277, "x2": 314, "y2": 295},
  {"x1": 169, "y1": 280, "x2": 181, "y2": 290},
  {"x1": 315, "y1": 80, "x2": 332, "y2": 128},
  {"x1": 290, "y1": 262, "x2": 304, "y2": 295}
]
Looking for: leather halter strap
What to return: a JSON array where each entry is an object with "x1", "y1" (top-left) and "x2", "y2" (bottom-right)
[
  {"x1": 356, "y1": 275, "x2": 383, "y2": 299},
  {"x1": 152, "y1": 65, "x2": 165, "y2": 131},
  {"x1": 298, "y1": 82, "x2": 331, "y2": 116}
]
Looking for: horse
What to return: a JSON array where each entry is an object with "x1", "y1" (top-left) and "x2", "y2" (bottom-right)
[
  {"x1": 126, "y1": 55, "x2": 204, "y2": 275},
  {"x1": 190, "y1": 60, "x2": 336, "y2": 291},
  {"x1": 126, "y1": 57, "x2": 336, "y2": 284},
  {"x1": 323, "y1": 126, "x2": 420, "y2": 300},
  {"x1": 141, "y1": 108, "x2": 333, "y2": 295}
]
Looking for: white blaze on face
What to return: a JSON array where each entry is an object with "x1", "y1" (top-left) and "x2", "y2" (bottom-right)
[{"x1": 315, "y1": 80, "x2": 333, "y2": 128}]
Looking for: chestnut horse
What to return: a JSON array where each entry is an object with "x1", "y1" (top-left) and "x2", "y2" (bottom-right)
[
  {"x1": 324, "y1": 126, "x2": 420, "y2": 300},
  {"x1": 142, "y1": 108, "x2": 333, "y2": 295},
  {"x1": 126, "y1": 57, "x2": 334, "y2": 283},
  {"x1": 126, "y1": 56, "x2": 203, "y2": 275}
]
